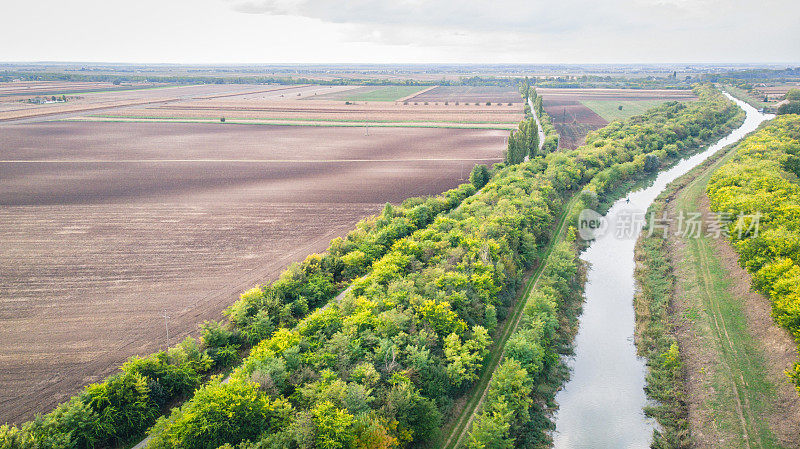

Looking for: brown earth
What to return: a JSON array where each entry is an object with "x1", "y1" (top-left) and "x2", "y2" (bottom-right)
[
  {"x1": 540, "y1": 97, "x2": 607, "y2": 149},
  {"x1": 0, "y1": 121, "x2": 505, "y2": 425}
]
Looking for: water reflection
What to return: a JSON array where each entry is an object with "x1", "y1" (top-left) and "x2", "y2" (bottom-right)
[{"x1": 551, "y1": 95, "x2": 772, "y2": 448}]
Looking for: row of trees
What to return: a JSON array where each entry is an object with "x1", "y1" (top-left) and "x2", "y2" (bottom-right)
[
  {"x1": 461, "y1": 84, "x2": 744, "y2": 449},
  {"x1": 127, "y1": 85, "x2": 742, "y2": 449},
  {"x1": 0, "y1": 183, "x2": 486, "y2": 448},
  {"x1": 504, "y1": 86, "x2": 559, "y2": 164},
  {"x1": 466, "y1": 239, "x2": 582, "y2": 449},
  {"x1": 527, "y1": 86, "x2": 559, "y2": 152},
  {"x1": 778, "y1": 88, "x2": 800, "y2": 115},
  {"x1": 706, "y1": 114, "x2": 800, "y2": 392}
]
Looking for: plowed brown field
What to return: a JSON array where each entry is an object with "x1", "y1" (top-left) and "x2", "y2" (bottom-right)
[{"x1": 0, "y1": 121, "x2": 505, "y2": 424}]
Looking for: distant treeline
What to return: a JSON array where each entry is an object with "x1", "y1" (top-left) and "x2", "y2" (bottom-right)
[
  {"x1": 0, "y1": 71, "x2": 521, "y2": 87},
  {"x1": 0, "y1": 70, "x2": 735, "y2": 90},
  {"x1": 703, "y1": 67, "x2": 800, "y2": 83}
]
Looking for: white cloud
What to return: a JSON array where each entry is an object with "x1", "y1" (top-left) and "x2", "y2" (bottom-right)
[
  {"x1": 0, "y1": 0, "x2": 796, "y2": 63},
  {"x1": 220, "y1": 0, "x2": 800, "y2": 62}
]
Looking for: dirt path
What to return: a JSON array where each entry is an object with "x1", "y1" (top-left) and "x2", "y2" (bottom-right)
[
  {"x1": 667, "y1": 145, "x2": 800, "y2": 449},
  {"x1": 440, "y1": 196, "x2": 578, "y2": 449}
]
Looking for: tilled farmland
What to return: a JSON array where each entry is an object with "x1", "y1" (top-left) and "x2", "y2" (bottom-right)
[{"x1": 0, "y1": 120, "x2": 505, "y2": 424}]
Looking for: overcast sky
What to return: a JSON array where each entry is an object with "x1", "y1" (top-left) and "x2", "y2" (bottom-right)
[{"x1": 2, "y1": 0, "x2": 798, "y2": 64}]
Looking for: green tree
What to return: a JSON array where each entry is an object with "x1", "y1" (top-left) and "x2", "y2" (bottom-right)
[
  {"x1": 466, "y1": 402, "x2": 514, "y2": 449},
  {"x1": 313, "y1": 401, "x2": 356, "y2": 449},
  {"x1": 470, "y1": 164, "x2": 490, "y2": 189}
]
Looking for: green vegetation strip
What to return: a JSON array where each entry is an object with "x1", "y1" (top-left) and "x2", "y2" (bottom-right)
[
  {"x1": 65, "y1": 116, "x2": 516, "y2": 130},
  {"x1": 634, "y1": 139, "x2": 743, "y2": 448},
  {"x1": 309, "y1": 86, "x2": 429, "y2": 102},
  {"x1": 90, "y1": 114, "x2": 520, "y2": 125},
  {"x1": 676, "y1": 145, "x2": 785, "y2": 448},
  {"x1": 443, "y1": 196, "x2": 578, "y2": 449}
]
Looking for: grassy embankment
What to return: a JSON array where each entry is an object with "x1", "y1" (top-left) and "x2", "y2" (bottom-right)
[
  {"x1": 635, "y1": 130, "x2": 791, "y2": 448},
  {"x1": 722, "y1": 84, "x2": 774, "y2": 112}
]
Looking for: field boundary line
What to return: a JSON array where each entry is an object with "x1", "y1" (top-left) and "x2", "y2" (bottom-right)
[
  {"x1": 396, "y1": 85, "x2": 438, "y2": 102},
  {"x1": 59, "y1": 116, "x2": 517, "y2": 130},
  {"x1": 0, "y1": 157, "x2": 504, "y2": 164}
]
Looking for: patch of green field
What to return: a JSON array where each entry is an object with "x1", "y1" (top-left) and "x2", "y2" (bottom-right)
[
  {"x1": 580, "y1": 99, "x2": 670, "y2": 121},
  {"x1": 312, "y1": 86, "x2": 427, "y2": 102}
]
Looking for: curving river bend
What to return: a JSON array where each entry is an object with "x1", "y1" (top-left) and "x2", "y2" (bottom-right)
[{"x1": 551, "y1": 94, "x2": 772, "y2": 448}]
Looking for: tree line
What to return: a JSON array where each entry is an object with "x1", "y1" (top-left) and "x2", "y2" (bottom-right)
[
  {"x1": 462, "y1": 85, "x2": 744, "y2": 449},
  {"x1": 706, "y1": 114, "x2": 800, "y2": 392},
  {"x1": 504, "y1": 84, "x2": 559, "y2": 165},
  {"x1": 0, "y1": 183, "x2": 484, "y2": 448}
]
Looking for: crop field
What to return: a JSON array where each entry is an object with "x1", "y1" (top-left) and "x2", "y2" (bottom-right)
[
  {"x1": 0, "y1": 83, "x2": 307, "y2": 122},
  {"x1": 0, "y1": 81, "x2": 161, "y2": 97},
  {"x1": 81, "y1": 84, "x2": 523, "y2": 129},
  {"x1": 406, "y1": 86, "x2": 523, "y2": 104},
  {"x1": 305, "y1": 85, "x2": 428, "y2": 101},
  {"x1": 0, "y1": 82, "x2": 523, "y2": 129},
  {"x1": 750, "y1": 82, "x2": 800, "y2": 99},
  {"x1": 580, "y1": 99, "x2": 671, "y2": 121},
  {"x1": 536, "y1": 87, "x2": 698, "y2": 148},
  {"x1": 0, "y1": 120, "x2": 505, "y2": 424}
]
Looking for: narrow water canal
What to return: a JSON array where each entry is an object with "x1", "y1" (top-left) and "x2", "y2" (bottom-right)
[{"x1": 551, "y1": 95, "x2": 772, "y2": 448}]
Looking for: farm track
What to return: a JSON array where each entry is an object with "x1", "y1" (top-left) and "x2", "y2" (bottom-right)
[
  {"x1": 441, "y1": 195, "x2": 578, "y2": 449},
  {"x1": 668, "y1": 139, "x2": 797, "y2": 448}
]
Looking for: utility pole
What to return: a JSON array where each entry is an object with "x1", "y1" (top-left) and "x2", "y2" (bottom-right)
[{"x1": 163, "y1": 309, "x2": 170, "y2": 350}]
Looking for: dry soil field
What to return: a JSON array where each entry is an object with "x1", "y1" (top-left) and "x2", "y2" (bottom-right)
[
  {"x1": 536, "y1": 87, "x2": 697, "y2": 148},
  {"x1": 86, "y1": 85, "x2": 523, "y2": 129},
  {"x1": 0, "y1": 119, "x2": 505, "y2": 424},
  {"x1": 0, "y1": 83, "x2": 308, "y2": 122}
]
